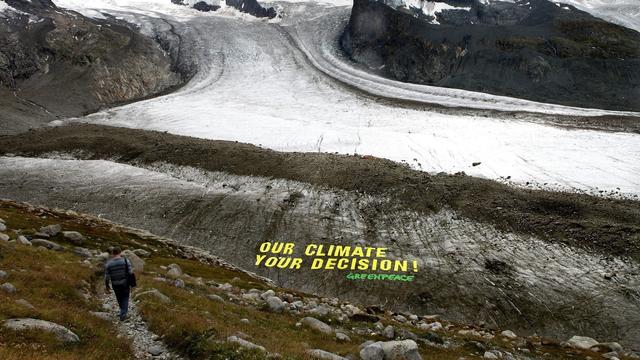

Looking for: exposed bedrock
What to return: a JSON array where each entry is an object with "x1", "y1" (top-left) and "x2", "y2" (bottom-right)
[
  {"x1": 0, "y1": 0, "x2": 185, "y2": 134},
  {"x1": 340, "y1": 0, "x2": 640, "y2": 111}
]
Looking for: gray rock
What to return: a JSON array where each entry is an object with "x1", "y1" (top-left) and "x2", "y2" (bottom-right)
[
  {"x1": 62, "y1": 231, "x2": 85, "y2": 244},
  {"x1": 121, "y1": 250, "x2": 144, "y2": 273},
  {"x1": 0, "y1": 217, "x2": 4, "y2": 223},
  {"x1": 266, "y1": 296, "x2": 285, "y2": 313},
  {"x1": 227, "y1": 335, "x2": 266, "y2": 351},
  {"x1": 260, "y1": 289, "x2": 275, "y2": 300},
  {"x1": 0, "y1": 270, "x2": 7, "y2": 279},
  {"x1": 219, "y1": 283, "x2": 233, "y2": 291},
  {"x1": 0, "y1": 233, "x2": 9, "y2": 241},
  {"x1": 15, "y1": 299, "x2": 35, "y2": 310},
  {"x1": 3, "y1": 318, "x2": 80, "y2": 342},
  {"x1": 39, "y1": 224, "x2": 61, "y2": 236},
  {"x1": 393, "y1": 314, "x2": 407, "y2": 323},
  {"x1": 396, "y1": 328, "x2": 418, "y2": 340},
  {"x1": 34, "y1": 232, "x2": 50, "y2": 239},
  {"x1": 336, "y1": 332, "x2": 351, "y2": 342},
  {"x1": 240, "y1": 318, "x2": 250, "y2": 324},
  {"x1": 133, "y1": 248, "x2": 151, "y2": 257},
  {"x1": 383, "y1": 325, "x2": 395, "y2": 339},
  {"x1": 167, "y1": 264, "x2": 183, "y2": 278},
  {"x1": 0, "y1": 223, "x2": 6, "y2": 232},
  {"x1": 566, "y1": 335, "x2": 599, "y2": 350},
  {"x1": 73, "y1": 247, "x2": 92, "y2": 258},
  {"x1": 306, "y1": 349, "x2": 348, "y2": 360},
  {"x1": 500, "y1": 330, "x2": 517, "y2": 339},
  {"x1": 375, "y1": 340, "x2": 422, "y2": 360},
  {"x1": 484, "y1": 350, "x2": 501, "y2": 359},
  {"x1": 148, "y1": 345, "x2": 164, "y2": 356},
  {"x1": 1, "y1": 282, "x2": 17, "y2": 293},
  {"x1": 603, "y1": 352, "x2": 620, "y2": 360},
  {"x1": 174, "y1": 279, "x2": 185, "y2": 288},
  {"x1": 135, "y1": 289, "x2": 172, "y2": 304},
  {"x1": 31, "y1": 239, "x2": 64, "y2": 251},
  {"x1": 16, "y1": 236, "x2": 32, "y2": 246},
  {"x1": 301, "y1": 317, "x2": 333, "y2": 335},
  {"x1": 207, "y1": 294, "x2": 224, "y2": 302},
  {"x1": 593, "y1": 342, "x2": 624, "y2": 353},
  {"x1": 360, "y1": 343, "x2": 385, "y2": 360}
]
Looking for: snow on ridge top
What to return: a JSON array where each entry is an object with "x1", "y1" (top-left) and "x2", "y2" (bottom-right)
[{"x1": 382, "y1": 0, "x2": 471, "y2": 18}]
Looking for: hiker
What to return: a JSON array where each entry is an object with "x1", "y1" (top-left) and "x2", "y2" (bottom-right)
[{"x1": 105, "y1": 247, "x2": 136, "y2": 321}]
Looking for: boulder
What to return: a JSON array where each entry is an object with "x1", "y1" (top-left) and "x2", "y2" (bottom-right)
[
  {"x1": 266, "y1": 296, "x2": 285, "y2": 313},
  {"x1": 0, "y1": 233, "x2": 9, "y2": 241},
  {"x1": 484, "y1": 350, "x2": 501, "y2": 359},
  {"x1": 133, "y1": 248, "x2": 151, "y2": 257},
  {"x1": 167, "y1": 264, "x2": 183, "y2": 278},
  {"x1": 121, "y1": 250, "x2": 144, "y2": 273},
  {"x1": 396, "y1": 328, "x2": 418, "y2": 340},
  {"x1": 301, "y1": 317, "x2": 333, "y2": 335},
  {"x1": 208, "y1": 294, "x2": 224, "y2": 302},
  {"x1": 174, "y1": 279, "x2": 185, "y2": 288},
  {"x1": 592, "y1": 342, "x2": 624, "y2": 353},
  {"x1": 16, "y1": 236, "x2": 32, "y2": 246},
  {"x1": 0, "y1": 223, "x2": 6, "y2": 232},
  {"x1": 306, "y1": 349, "x2": 348, "y2": 360},
  {"x1": 227, "y1": 335, "x2": 266, "y2": 351},
  {"x1": 31, "y1": 239, "x2": 64, "y2": 251},
  {"x1": 336, "y1": 332, "x2": 351, "y2": 342},
  {"x1": 260, "y1": 289, "x2": 275, "y2": 300},
  {"x1": 39, "y1": 224, "x2": 61, "y2": 236},
  {"x1": 0, "y1": 270, "x2": 7, "y2": 279},
  {"x1": 566, "y1": 335, "x2": 599, "y2": 350},
  {"x1": 240, "y1": 318, "x2": 250, "y2": 324},
  {"x1": 500, "y1": 330, "x2": 517, "y2": 339},
  {"x1": 360, "y1": 343, "x2": 385, "y2": 360},
  {"x1": 148, "y1": 345, "x2": 164, "y2": 356},
  {"x1": 15, "y1": 299, "x2": 36, "y2": 310},
  {"x1": 375, "y1": 340, "x2": 422, "y2": 360},
  {"x1": 62, "y1": 231, "x2": 85, "y2": 244},
  {"x1": 135, "y1": 289, "x2": 171, "y2": 304},
  {"x1": 73, "y1": 247, "x2": 92, "y2": 258},
  {"x1": 1, "y1": 282, "x2": 17, "y2": 293},
  {"x1": 3, "y1": 318, "x2": 80, "y2": 342},
  {"x1": 383, "y1": 325, "x2": 395, "y2": 339}
]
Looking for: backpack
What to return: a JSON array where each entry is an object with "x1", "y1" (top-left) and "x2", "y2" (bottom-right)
[{"x1": 124, "y1": 258, "x2": 137, "y2": 288}]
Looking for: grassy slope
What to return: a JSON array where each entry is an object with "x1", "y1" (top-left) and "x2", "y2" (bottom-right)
[{"x1": 0, "y1": 200, "x2": 625, "y2": 360}]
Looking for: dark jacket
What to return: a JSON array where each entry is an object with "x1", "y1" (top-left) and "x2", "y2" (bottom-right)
[{"x1": 105, "y1": 256, "x2": 133, "y2": 287}]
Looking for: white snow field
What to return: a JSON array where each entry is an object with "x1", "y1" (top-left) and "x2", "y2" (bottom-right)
[{"x1": 49, "y1": 0, "x2": 640, "y2": 197}]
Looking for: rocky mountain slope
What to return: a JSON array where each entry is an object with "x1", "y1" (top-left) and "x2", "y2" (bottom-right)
[
  {"x1": 340, "y1": 0, "x2": 640, "y2": 111},
  {"x1": 0, "y1": 0, "x2": 184, "y2": 135},
  {"x1": 1, "y1": 199, "x2": 638, "y2": 360}
]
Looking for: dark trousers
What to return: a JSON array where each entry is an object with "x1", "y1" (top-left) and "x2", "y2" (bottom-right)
[{"x1": 112, "y1": 284, "x2": 130, "y2": 321}]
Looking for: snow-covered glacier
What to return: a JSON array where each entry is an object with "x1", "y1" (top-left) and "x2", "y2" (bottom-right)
[{"x1": 45, "y1": 0, "x2": 640, "y2": 198}]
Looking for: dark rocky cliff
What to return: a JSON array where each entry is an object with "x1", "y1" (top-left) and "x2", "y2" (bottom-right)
[
  {"x1": 341, "y1": 0, "x2": 640, "y2": 111},
  {"x1": 0, "y1": 0, "x2": 184, "y2": 134}
]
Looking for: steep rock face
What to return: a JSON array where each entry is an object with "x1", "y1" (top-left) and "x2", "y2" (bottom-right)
[
  {"x1": 341, "y1": 0, "x2": 640, "y2": 111},
  {"x1": 0, "y1": 0, "x2": 183, "y2": 134},
  {"x1": 171, "y1": 0, "x2": 277, "y2": 18}
]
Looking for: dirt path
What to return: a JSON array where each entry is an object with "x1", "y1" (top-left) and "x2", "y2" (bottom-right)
[{"x1": 101, "y1": 290, "x2": 182, "y2": 360}]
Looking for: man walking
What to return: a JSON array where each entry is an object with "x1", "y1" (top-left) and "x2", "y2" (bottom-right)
[{"x1": 105, "y1": 247, "x2": 135, "y2": 321}]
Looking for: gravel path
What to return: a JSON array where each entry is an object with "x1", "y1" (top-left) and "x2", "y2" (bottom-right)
[{"x1": 101, "y1": 290, "x2": 183, "y2": 360}]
